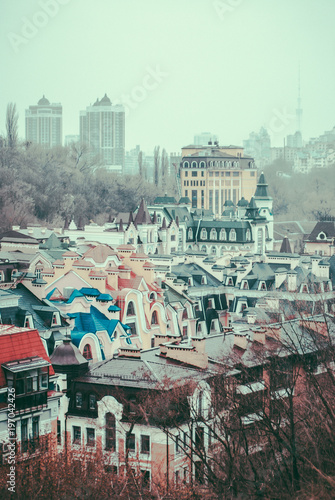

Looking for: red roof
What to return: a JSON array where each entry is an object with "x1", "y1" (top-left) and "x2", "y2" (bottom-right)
[
  {"x1": 0, "y1": 326, "x2": 54, "y2": 387},
  {"x1": 62, "y1": 251, "x2": 80, "y2": 258}
]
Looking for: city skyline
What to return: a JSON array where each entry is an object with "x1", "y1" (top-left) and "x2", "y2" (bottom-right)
[{"x1": 1, "y1": 0, "x2": 335, "y2": 152}]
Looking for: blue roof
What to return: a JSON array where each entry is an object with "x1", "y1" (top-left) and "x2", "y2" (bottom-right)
[
  {"x1": 70, "y1": 306, "x2": 130, "y2": 347},
  {"x1": 67, "y1": 290, "x2": 85, "y2": 304},
  {"x1": 79, "y1": 287, "x2": 100, "y2": 296},
  {"x1": 97, "y1": 293, "x2": 113, "y2": 301},
  {"x1": 108, "y1": 305, "x2": 121, "y2": 312}
]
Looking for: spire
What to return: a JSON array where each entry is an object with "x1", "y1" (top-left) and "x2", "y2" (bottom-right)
[
  {"x1": 134, "y1": 199, "x2": 152, "y2": 226},
  {"x1": 280, "y1": 236, "x2": 292, "y2": 254},
  {"x1": 175, "y1": 215, "x2": 179, "y2": 227},
  {"x1": 161, "y1": 217, "x2": 167, "y2": 229},
  {"x1": 254, "y1": 172, "x2": 270, "y2": 198},
  {"x1": 152, "y1": 211, "x2": 157, "y2": 224},
  {"x1": 119, "y1": 219, "x2": 124, "y2": 232},
  {"x1": 128, "y1": 211, "x2": 134, "y2": 224}
]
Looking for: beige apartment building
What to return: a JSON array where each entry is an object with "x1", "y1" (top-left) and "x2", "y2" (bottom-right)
[{"x1": 180, "y1": 144, "x2": 257, "y2": 215}]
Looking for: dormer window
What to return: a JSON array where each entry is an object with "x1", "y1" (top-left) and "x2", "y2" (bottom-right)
[
  {"x1": 229, "y1": 229, "x2": 236, "y2": 242},
  {"x1": 246, "y1": 229, "x2": 251, "y2": 241},
  {"x1": 242, "y1": 280, "x2": 249, "y2": 290},
  {"x1": 127, "y1": 302, "x2": 135, "y2": 316},
  {"x1": 259, "y1": 281, "x2": 267, "y2": 291},
  {"x1": 151, "y1": 311, "x2": 158, "y2": 325},
  {"x1": 52, "y1": 312, "x2": 60, "y2": 326},
  {"x1": 201, "y1": 228, "x2": 207, "y2": 240},
  {"x1": 0, "y1": 271, "x2": 4, "y2": 282},
  {"x1": 227, "y1": 277, "x2": 233, "y2": 286},
  {"x1": 210, "y1": 228, "x2": 217, "y2": 240},
  {"x1": 317, "y1": 232, "x2": 327, "y2": 240},
  {"x1": 220, "y1": 229, "x2": 226, "y2": 241},
  {"x1": 201, "y1": 276, "x2": 207, "y2": 285},
  {"x1": 24, "y1": 315, "x2": 34, "y2": 329},
  {"x1": 188, "y1": 228, "x2": 193, "y2": 239}
]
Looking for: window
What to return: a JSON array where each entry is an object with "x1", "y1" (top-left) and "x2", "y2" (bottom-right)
[
  {"x1": 57, "y1": 420, "x2": 61, "y2": 444},
  {"x1": 127, "y1": 302, "x2": 135, "y2": 315},
  {"x1": 210, "y1": 228, "x2": 217, "y2": 240},
  {"x1": 175, "y1": 470, "x2": 180, "y2": 484},
  {"x1": 141, "y1": 435, "x2": 150, "y2": 454},
  {"x1": 211, "y1": 246, "x2": 217, "y2": 255},
  {"x1": 126, "y1": 433, "x2": 135, "y2": 452},
  {"x1": 83, "y1": 344, "x2": 93, "y2": 360},
  {"x1": 175, "y1": 433, "x2": 180, "y2": 454},
  {"x1": 75, "y1": 392, "x2": 83, "y2": 408},
  {"x1": 188, "y1": 228, "x2": 193, "y2": 239},
  {"x1": 89, "y1": 394, "x2": 96, "y2": 410},
  {"x1": 21, "y1": 419, "x2": 28, "y2": 453},
  {"x1": 195, "y1": 427, "x2": 204, "y2": 449},
  {"x1": 192, "y1": 171, "x2": 197, "y2": 177},
  {"x1": 220, "y1": 229, "x2": 226, "y2": 240},
  {"x1": 201, "y1": 228, "x2": 207, "y2": 239},
  {"x1": 201, "y1": 276, "x2": 207, "y2": 285},
  {"x1": 87, "y1": 428, "x2": 95, "y2": 447},
  {"x1": 141, "y1": 470, "x2": 150, "y2": 489},
  {"x1": 52, "y1": 313, "x2": 59, "y2": 326},
  {"x1": 183, "y1": 431, "x2": 188, "y2": 449},
  {"x1": 182, "y1": 325, "x2": 188, "y2": 338},
  {"x1": 73, "y1": 426, "x2": 81, "y2": 444},
  {"x1": 183, "y1": 161, "x2": 189, "y2": 168},
  {"x1": 105, "y1": 413, "x2": 116, "y2": 450},
  {"x1": 191, "y1": 161, "x2": 197, "y2": 168},
  {"x1": 229, "y1": 229, "x2": 236, "y2": 241},
  {"x1": 32, "y1": 416, "x2": 39, "y2": 441},
  {"x1": 246, "y1": 229, "x2": 251, "y2": 241},
  {"x1": 151, "y1": 311, "x2": 158, "y2": 325}
]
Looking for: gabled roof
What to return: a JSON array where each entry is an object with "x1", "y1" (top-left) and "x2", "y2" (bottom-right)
[
  {"x1": 83, "y1": 244, "x2": 117, "y2": 263},
  {"x1": 0, "y1": 326, "x2": 54, "y2": 387},
  {"x1": 306, "y1": 221, "x2": 335, "y2": 242}
]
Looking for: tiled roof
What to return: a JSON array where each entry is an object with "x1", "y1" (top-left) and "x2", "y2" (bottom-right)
[
  {"x1": 306, "y1": 221, "x2": 335, "y2": 242},
  {"x1": 0, "y1": 327, "x2": 54, "y2": 387},
  {"x1": 83, "y1": 244, "x2": 117, "y2": 263}
]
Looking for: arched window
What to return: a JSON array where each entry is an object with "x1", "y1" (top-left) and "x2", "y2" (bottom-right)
[
  {"x1": 191, "y1": 161, "x2": 197, "y2": 168},
  {"x1": 201, "y1": 245, "x2": 207, "y2": 252},
  {"x1": 127, "y1": 302, "x2": 135, "y2": 315},
  {"x1": 201, "y1": 228, "x2": 207, "y2": 239},
  {"x1": 219, "y1": 228, "x2": 226, "y2": 241},
  {"x1": 229, "y1": 229, "x2": 236, "y2": 241},
  {"x1": 210, "y1": 228, "x2": 217, "y2": 240},
  {"x1": 183, "y1": 161, "x2": 189, "y2": 168},
  {"x1": 83, "y1": 344, "x2": 93, "y2": 360},
  {"x1": 182, "y1": 309, "x2": 188, "y2": 320},
  {"x1": 200, "y1": 161, "x2": 206, "y2": 168},
  {"x1": 151, "y1": 311, "x2": 158, "y2": 325},
  {"x1": 211, "y1": 246, "x2": 217, "y2": 255},
  {"x1": 188, "y1": 228, "x2": 193, "y2": 239},
  {"x1": 106, "y1": 413, "x2": 116, "y2": 450},
  {"x1": 246, "y1": 229, "x2": 251, "y2": 241}
]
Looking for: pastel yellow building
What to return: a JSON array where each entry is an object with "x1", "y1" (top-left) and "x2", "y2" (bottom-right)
[{"x1": 180, "y1": 144, "x2": 257, "y2": 215}]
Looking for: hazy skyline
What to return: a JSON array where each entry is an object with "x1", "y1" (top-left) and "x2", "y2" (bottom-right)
[{"x1": 1, "y1": 0, "x2": 335, "y2": 153}]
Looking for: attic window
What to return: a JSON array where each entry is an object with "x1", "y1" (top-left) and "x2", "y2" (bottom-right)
[
  {"x1": 83, "y1": 344, "x2": 93, "y2": 360},
  {"x1": 127, "y1": 302, "x2": 135, "y2": 316},
  {"x1": 229, "y1": 229, "x2": 236, "y2": 242},
  {"x1": 52, "y1": 313, "x2": 60, "y2": 326},
  {"x1": 201, "y1": 229, "x2": 207, "y2": 240},
  {"x1": 201, "y1": 276, "x2": 207, "y2": 285},
  {"x1": 24, "y1": 316, "x2": 33, "y2": 329},
  {"x1": 317, "y1": 232, "x2": 326, "y2": 240},
  {"x1": 260, "y1": 282, "x2": 267, "y2": 291},
  {"x1": 227, "y1": 277, "x2": 233, "y2": 286},
  {"x1": 242, "y1": 281, "x2": 248, "y2": 290}
]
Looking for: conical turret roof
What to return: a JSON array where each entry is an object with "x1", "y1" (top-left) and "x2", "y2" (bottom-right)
[{"x1": 254, "y1": 172, "x2": 270, "y2": 198}]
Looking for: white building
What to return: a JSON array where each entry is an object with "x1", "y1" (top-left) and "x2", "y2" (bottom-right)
[
  {"x1": 25, "y1": 96, "x2": 62, "y2": 148},
  {"x1": 80, "y1": 94, "x2": 125, "y2": 168}
]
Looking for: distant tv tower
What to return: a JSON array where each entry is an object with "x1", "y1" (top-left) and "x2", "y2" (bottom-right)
[{"x1": 296, "y1": 64, "x2": 303, "y2": 136}]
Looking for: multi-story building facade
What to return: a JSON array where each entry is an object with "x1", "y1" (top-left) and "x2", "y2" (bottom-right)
[
  {"x1": 25, "y1": 96, "x2": 62, "y2": 148},
  {"x1": 80, "y1": 94, "x2": 125, "y2": 168},
  {"x1": 179, "y1": 144, "x2": 257, "y2": 215}
]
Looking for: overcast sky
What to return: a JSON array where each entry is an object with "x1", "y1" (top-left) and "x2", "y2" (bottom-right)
[{"x1": 1, "y1": 0, "x2": 335, "y2": 153}]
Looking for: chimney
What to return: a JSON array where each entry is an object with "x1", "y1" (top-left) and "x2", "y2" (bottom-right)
[
  {"x1": 287, "y1": 270, "x2": 297, "y2": 292},
  {"x1": 118, "y1": 346, "x2": 141, "y2": 358},
  {"x1": 234, "y1": 333, "x2": 248, "y2": 350}
]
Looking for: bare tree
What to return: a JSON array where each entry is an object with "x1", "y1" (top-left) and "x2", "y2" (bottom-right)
[
  {"x1": 6, "y1": 102, "x2": 18, "y2": 149},
  {"x1": 154, "y1": 146, "x2": 160, "y2": 187}
]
